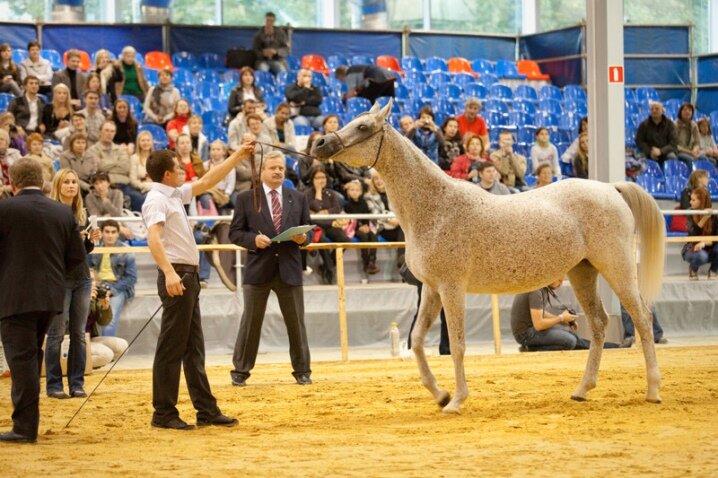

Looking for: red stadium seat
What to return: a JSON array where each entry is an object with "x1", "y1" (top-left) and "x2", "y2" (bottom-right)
[
  {"x1": 517, "y1": 60, "x2": 551, "y2": 81},
  {"x1": 376, "y1": 55, "x2": 403, "y2": 75},
  {"x1": 301, "y1": 54, "x2": 330, "y2": 74},
  {"x1": 144, "y1": 51, "x2": 175, "y2": 71},
  {"x1": 447, "y1": 57, "x2": 478, "y2": 78},
  {"x1": 63, "y1": 49, "x2": 92, "y2": 72}
]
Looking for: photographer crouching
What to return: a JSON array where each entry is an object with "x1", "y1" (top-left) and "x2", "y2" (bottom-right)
[{"x1": 87, "y1": 269, "x2": 128, "y2": 368}]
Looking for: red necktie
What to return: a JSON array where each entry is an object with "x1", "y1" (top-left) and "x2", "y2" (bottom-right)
[{"x1": 270, "y1": 189, "x2": 282, "y2": 233}]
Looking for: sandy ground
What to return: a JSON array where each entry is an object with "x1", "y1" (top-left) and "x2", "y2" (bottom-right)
[{"x1": 1, "y1": 345, "x2": 717, "y2": 477}]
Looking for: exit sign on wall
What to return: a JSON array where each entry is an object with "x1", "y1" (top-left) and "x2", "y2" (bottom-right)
[{"x1": 608, "y1": 66, "x2": 624, "y2": 83}]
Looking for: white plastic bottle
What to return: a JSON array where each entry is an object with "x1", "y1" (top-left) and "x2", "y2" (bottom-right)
[{"x1": 390, "y1": 322, "x2": 401, "y2": 357}]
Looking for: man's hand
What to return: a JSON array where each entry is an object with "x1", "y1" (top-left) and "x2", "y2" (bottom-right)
[
  {"x1": 100, "y1": 296, "x2": 111, "y2": 310},
  {"x1": 255, "y1": 233, "x2": 272, "y2": 249},
  {"x1": 164, "y1": 270, "x2": 186, "y2": 297},
  {"x1": 291, "y1": 234, "x2": 306, "y2": 245},
  {"x1": 650, "y1": 147, "x2": 661, "y2": 159}
]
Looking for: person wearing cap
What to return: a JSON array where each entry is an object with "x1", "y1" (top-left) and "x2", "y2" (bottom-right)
[{"x1": 456, "y1": 97, "x2": 489, "y2": 148}]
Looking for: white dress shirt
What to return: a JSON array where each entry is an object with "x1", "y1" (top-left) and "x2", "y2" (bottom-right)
[{"x1": 263, "y1": 183, "x2": 283, "y2": 223}]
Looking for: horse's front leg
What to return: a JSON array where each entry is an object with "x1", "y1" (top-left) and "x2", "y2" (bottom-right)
[
  {"x1": 439, "y1": 286, "x2": 468, "y2": 414},
  {"x1": 411, "y1": 284, "x2": 450, "y2": 408}
]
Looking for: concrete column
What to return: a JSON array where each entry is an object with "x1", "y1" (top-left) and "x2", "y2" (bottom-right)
[{"x1": 521, "y1": 0, "x2": 538, "y2": 35}]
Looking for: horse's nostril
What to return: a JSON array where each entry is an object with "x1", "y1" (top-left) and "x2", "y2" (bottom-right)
[{"x1": 316, "y1": 138, "x2": 325, "y2": 147}]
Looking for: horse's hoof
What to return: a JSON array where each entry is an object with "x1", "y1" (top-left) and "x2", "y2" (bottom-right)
[
  {"x1": 646, "y1": 397, "x2": 662, "y2": 404},
  {"x1": 570, "y1": 395, "x2": 587, "y2": 402},
  {"x1": 442, "y1": 404, "x2": 461, "y2": 415},
  {"x1": 437, "y1": 392, "x2": 451, "y2": 408}
]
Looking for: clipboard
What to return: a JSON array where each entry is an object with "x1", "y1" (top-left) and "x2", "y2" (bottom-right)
[{"x1": 271, "y1": 225, "x2": 316, "y2": 243}]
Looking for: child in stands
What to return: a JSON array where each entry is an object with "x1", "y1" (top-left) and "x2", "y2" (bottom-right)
[
  {"x1": 696, "y1": 118, "x2": 718, "y2": 165},
  {"x1": 344, "y1": 180, "x2": 380, "y2": 275},
  {"x1": 530, "y1": 127, "x2": 560, "y2": 176}
]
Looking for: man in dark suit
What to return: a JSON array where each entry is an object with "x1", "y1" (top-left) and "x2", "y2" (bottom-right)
[
  {"x1": 229, "y1": 151, "x2": 313, "y2": 386},
  {"x1": 8, "y1": 76, "x2": 46, "y2": 135},
  {"x1": 0, "y1": 158, "x2": 86, "y2": 443}
]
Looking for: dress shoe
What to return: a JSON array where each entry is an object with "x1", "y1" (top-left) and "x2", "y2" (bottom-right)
[
  {"x1": 0, "y1": 431, "x2": 36, "y2": 444},
  {"x1": 47, "y1": 391, "x2": 70, "y2": 399},
  {"x1": 655, "y1": 337, "x2": 668, "y2": 344},
  {"x1": 295, "y1": 374, "x2": 312, "y2": 385},
  {"x1": 689, "y1": 268, "x2": 698, "y2": 280},
  {"x1": 70, "y1": 389, "x2": 88, "y2": 398},
  {"x1": 151, "y1": 417, "x2": 195, "y2": 430},
  {"x1": 231, "y1": 375, "x2": 248, "y2": 387},
  {"x1": 365, "y1": 262, "x2": 380, "y2": 275},
  {"x1": 197, "y1": 414, "x2": 239, "y2": 427},
  {"x1": 621, "y1": 336, "x2": 635, "y2": 348}
]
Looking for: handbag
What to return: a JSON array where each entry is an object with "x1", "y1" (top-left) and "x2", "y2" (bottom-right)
[{"x1": 342, "y1": 219, "x2": 357, "y2": 240}]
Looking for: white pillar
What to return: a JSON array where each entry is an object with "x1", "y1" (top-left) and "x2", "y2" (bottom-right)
[
  {"x1": 711, "y1": 0, "x2": 718, "y2": 53},
  {"x1": 521, "y1": 0, "x2": 538, "y2": 35}
]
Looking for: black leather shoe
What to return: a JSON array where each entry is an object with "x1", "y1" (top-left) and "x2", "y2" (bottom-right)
[
  {"x1": 231, "y1": 375, "x2": 247, "y2": 387},
  {"x1": 70, "y1": 389, "x2": 88, "y2": 398},
  {"x1": 47, "y1": 391, "x2": 70, "y2": 399},
  {"x1": 151, "y1": 417, "x2": 195, "y2": 430},
  {"x1": 197, "y1": 414, "x2": 239, "y2": 427},
  {"x1": 0, "y1": 431, "x2": 37, "y2": 444},
  {"x1": 295, "y1": 374, "x2": 312, "y2": 385}
]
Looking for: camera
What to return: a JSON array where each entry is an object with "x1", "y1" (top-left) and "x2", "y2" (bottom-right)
[{"x1": 96, "y1": 283, "x2": 112, "y2": 299}]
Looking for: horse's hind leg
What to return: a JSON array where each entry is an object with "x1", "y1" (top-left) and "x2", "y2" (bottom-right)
[
  {"x1": 411, "y1": 284, "x2": 451, "y2": 408},
  {"x1": 567, "y1": 261, "x2": 609, "y2": 401},
  {"x1": 438, "y1": 285, "x2": 468, "y2": 414}
]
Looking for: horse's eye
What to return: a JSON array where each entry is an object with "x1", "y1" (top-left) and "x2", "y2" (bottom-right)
[{"x1": 358, "y1": 124, "x2": 368, "y2": 131}]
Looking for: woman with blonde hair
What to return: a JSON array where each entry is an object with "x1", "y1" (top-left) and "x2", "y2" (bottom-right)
[
  {"x1": 43, "y1": 83, "x2": 73, "y2": 138},
  {"x1": 129, "y1": 130, "x2": 154, "y2": 193},
  {"x1": 46, "y1": 168, "x2": 100, "y2": 399}
]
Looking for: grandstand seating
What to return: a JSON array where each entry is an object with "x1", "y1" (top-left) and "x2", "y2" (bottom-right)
[
  {"x1": 138, "y1": 124, "x2": 169, "y2": 149},
  {"x1": 376, "y1": 55, "x2": 403, "y2": 75},
  {"x1": 635, "y1": 87, "x2": 660, "y2": 105},
  {"x1": 351, "y1": 55, "x2": 374, "y2": 65},
  {"x1": 495, "y1": 60, "x2": 527, "y2": 80},
  {"x1": 172, "y1": 51, "x2": 197, "y2": 70},
  {"x1": 302, "y1": 54, "x2": 330, "y2": 74},
  {"x1": 401, "y1": 56, "x2": 423, "y2": 73},
  {"x1": 40, "y1": 49, "x2": 64, "y2": 70},
  {"x1": 471, "y1": 59, "x2": 495, "y2": 76},
  {"x1": 199, "y1": 52, "x2": 223, "y2": 69},
  {"x1": 0, "y1": 93, "x2": 12, "y2": 111},
  {"x1": 326, "y1": 54, "x2": 348, "y2": 70},
  {"x1": 447, "y1": 57, "x2": 475, "y2": 76},
  {"x1": 11, "y1": 48, "x2": 28, "y2": 64},
  {"x1": 516, "y1": 60, "x2": 550, "y2": 81},
  {"x1": 693, "y1": 158, "x2": 718, "y2": 178},
  {"x1": 664, "y1": 159, "x2": 690, "y2": 179},
  {"x1": 425, "y1": 57, "x2": 449, "y2": 73},
  {"x1": 145, "y1": 51, "x2": 174, "y2": 71},
  {"x1": 514, "y1": 85, "x2": 538, "y2": 103},
  {"x1": 63, "y1": 49, "x2": 92, "y2": 71}
]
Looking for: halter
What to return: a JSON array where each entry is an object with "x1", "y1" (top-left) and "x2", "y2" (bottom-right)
[{"x1": 330, "y1": 123, "x2": 387, "y2": 170}]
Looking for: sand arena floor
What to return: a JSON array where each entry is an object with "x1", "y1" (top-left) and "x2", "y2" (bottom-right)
[{"x1": 1, "y1": 345, "x2": 717, "y2": 477}]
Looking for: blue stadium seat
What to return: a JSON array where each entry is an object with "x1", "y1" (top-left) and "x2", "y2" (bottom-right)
[
  {"x1": 201, "y1": 110, "x2": 224, "y2": 127},
  {"x1": 282, "y1": 178, "x2": 295, "y2": 189},
  {"x1": 276, "y1": 71, "x2": 297, "y2": 87},
  {"x1": 173, "y1": 67, "x2": 194, "y2": 85},
  {"x1": 514, "y1": 84, "x2": 538, "y2": 103},
  {"x1": 119, "y1": 95, "x2": 143, "y2": 115},
  {"x1": 495, "y1": 60, "x2": 526, "y2": 80},
  {"x1": 463, "y1": 83, "x2": 488, "y2": 100},
  {"x1": 375, "y1": 96, "x2": 403, "y2": 114},
  {"x1": 483, "y1": 99, "x2": 509, "y2": 115},
  {"x1": 286, "y1": 55, "x2": 301, "y2": 70},
  {"x1": 222, "y1": 69, "x2": 240, "y2": 84},
  {"x1": 708, "y1": 178, "x2": 718, "y2": 197},
  {"x1": 0, "y1": 93, "x2": 12, "y2": 111},
  {"x1": 536, "y1": 112, "x2": 559, "y2": 130},
  {"x1": 513, "y1": 99, "x2": 537, "y2": 116},
  {"x1": 558, "y1": 112, "x2": 580, "y2": 133},
  {"x1": 177, "y1": 83, "x2": 194, "y2": 99},
  {"x1": 264, "y1": 94, "x2": 284, "y2": 114},
  {"x1": 438, "y1": 83, "x2": 462, "y2": 102},
  {"x1": 251, "y1": 70, "x2": 273, "y2": 89},
  {"x1": 664, "y1": 175, "x2": 686, "y2": 199},
  {"x1": 431, "y1": 98, "x2": 457, "y2": 116},
  {"x1": 311, "y1": 71, "x2": 328, "y2": 87},
  {"x1": 203, "y1": 97, "x2": 226, "y2": 114},
  {"x1": 326, "y1": 54, "x2": 348, "y2": 70},
  {"x1": 489, "y1": 84, "x2": 513, "y2": 102},
  {"x1": 412, "y1": 83, "x2": 435, "y2": 102},
  {"x1": 404, "y1": 70, "x2": 427, "y2": 86},
  {"x1": 663, "y1": 159, "x2": 689, "y2": 179},
  {"x1": 517, "y1": 126, "x2": 537, "y2": 146},
  {"x1": 204, "y1": 125, "x2": 227, "y2": 143},
  {"x1": 393, "y1": 84, "x2": 410, "y2": 102},
  {"x1": 172, "y1": 51, "x2": 197, "y2": 70},
  {"x1": 539, "y1": 98, "x2": 562, "y2": 116},
  {"x1": 476, "y1": 74, "x2": 498, "y2": 87},
  {"x1": 138, "y1": 124, "x2": 169, "y2": 149},
  {"x1": 195, "y1": 69, "x2": 222, "y2": 84},
  {"x1": 693, "y1": 158, "x2": 718, "y2": 178},
  {"x1": 636, "y1": 174, "x2": 672, "y2": 200},
  {"x1": 635, "y1": 87, "x2": 660, "y2": 105},
  {"x1": 350, "y1": 55, "x2": 374, "y2": 65},
  {"x1": 562, "y1": 85, "x2": 586, "y2": 102},
  {"x1": 508, "y1": 111, "x2": 532, "y2": 127},
  {"x1": 425, "y1": 56, "x2": 448, "y2": 73},
  {"x1": 11, "y1": 49, "x2": 28, "y2": 64},
  {"x1": 40, "y1": 49, "x2": 63, "y2": 70},
  {"x1": 428, "y1": 71, "x2": 452, "y2": 89},
  {"x1": 560, "y1": 161, "x2": 574, "y2": 177},
  {"x1": 199, "y1": 52, "x2": 224, "y2": 69},
  {"x1": 144, "y1": 68, "x2": 158, "y2": 86},
  {"x1": 346, "y1": 97, "x2": 372, "y2": 116},
  {"x1": 540, "y1": 85, "x2": 562, "y2": 102},
  {"x1": 401, "y1": 56, "x2": 423, "y2": 72},
  {"x1": 471, "y1": 58, "x2": 495, "y2": 75},
  {"x1": 563, "y1": 99, "x2": 588, "y2": 117},
  {"x1": 644, "y1": 159, "x2": 664, "y2": 179},
  {"x1": 405, "y1": 98, "x2": 427, "y2": 117},
  {"x1": 196, "y1": 81, "x2": 221, "y2": 99},
  {"x1": 320, "y1": 96, "x2": 345, "y2": 115},
  {"x1": 624, "y1": 88, "x2": 637, "y2": 104},
  {"x1": 453, "y1": 73, "x2": 475, "y2": 89},
  {"x1": 294, "y1": 124, "x2": 314, "y2": 136}
]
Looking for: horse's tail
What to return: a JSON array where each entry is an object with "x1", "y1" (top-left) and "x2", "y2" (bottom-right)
[{"x1": 614, "y1": 181, "x2": 666, "y2": 304}]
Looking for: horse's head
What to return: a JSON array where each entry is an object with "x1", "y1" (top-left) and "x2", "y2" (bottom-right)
[{"x1": 311, "y1": 99, "x2": 393, "y2": 167}]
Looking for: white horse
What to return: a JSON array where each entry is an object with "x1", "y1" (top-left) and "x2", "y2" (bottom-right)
[{"x1": 312, "y1": 100, "x2": 665, "y2": 414}]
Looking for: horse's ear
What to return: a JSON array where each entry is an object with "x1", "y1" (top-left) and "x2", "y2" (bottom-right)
[
  {"x1": 376, "y1": 98, "x2": 392, "y2": 124},
  {"x1": 369, "y1": 100, "x2": 381, "y2": 114}
]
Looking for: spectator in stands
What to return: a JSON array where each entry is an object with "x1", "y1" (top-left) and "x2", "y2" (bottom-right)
[
  {"x1": 206, "y1": 140, "x2": 236, "y2": 213},
  {"x1": 89, "y1": 219, "x2": 137, "y2": 337},
  {"x1": 406, "y1": 105, "x2": 445, "y2": 167},
  {"x1": 635, "y1": 101, "x2": 679, "y2": 167},
  {"x1": 18, "y1": 40, "x2": 53, "y2": 96},
  {"x1": 166, "y1": 98, "x2": 191, "y2": 150},
  {"x1": 88, "y1": 120, "x2": 145, "y2": 211},
  {"x1": 246, "y1": 113, "x2": 273, "y2": 149},
  {"x1": 143, "y1": 67, "x2": 180, "y2": 127},
  {"x1": 264, "y1": 102, "x2": 296, "y2": 153},
  {"x1": 59, "y1": 132, "x2": 95, "y2": 194},
  {"x1": 398, "y1": 115, "x2": 414, "y2": 136},
  {"x1": 84, "y1": 72, "x2": 112, "y2": 112},
  {"x1": 79, "y1": 89, "x2": 106, "y2": 144},
  {"x1": 117, "y1": 46, "x2": 148, "y2": 101},
  {"x1": 449, "y1": 133, "x2": 486, "y2": 181},
  {"x1": 46, "y1": 168, "x2": 101, "y2": 399},
  {"x1": 86, "y1": 269, "x2": 129, "y2": 368},
  {"x1": 252, "y1": 11, "x2": 290, "y2": 74},
  {"x1": 439, "y1": 117, "x2": 464, "y2": 171},
  {"x1": 675, "y1": 103, "x2": 706, "y2": 169},
  {"x1": 365, "y1": 169, "x2": 404, "y2": 243},
  {"x1": 228, "y1": 67, "x2": 264, "y2": 121},
  {"x1": 110, "y1": 98, "x2": 138, "y2": 153},
  {"x1": 52, "y1": 49, "x2": 86, "y2": 108},
  {"x1": 511, "y1": 278, "x2": 621, "y2": 352},
  {"x1": 0, "y1": 129, "x2": 22, "y2": 199},
  {"x1": 572, "y1": 132, "x2": 589, "y2": 179},
  {"x1": 620, "y1": 304, "x2": 667, "y2": 348},
  {"x1": 456, "y1": 97, "x2": 488, "y2": 147},
  {"x1": 682, "y1": 186, "x2": 718, "y2": 280},
  {"x1": 322, "y1": 114, "x2": 340, "y2": 135},
  {"x1": 176, "y1": 133, "x2": 215, "y2": 214},
  {"x1": 183, "y1": 115, "x2": 209, "y2": 161},
  {"x1": 0, "y1": 43, "x2": 23, "y2": 97},
  {"x1": 335, "y1": 64, "x2": 396, "y2": 104},
  {"x1": 0, "y1": 112, "x2": 27, "y2": 155},
  {"x1": 85, "y1": 171, "x2": 124, "y2": 218},
  {"x1": 561, "y1": 116, "x2": 588, "y2": 166},
  {"x1": 22, "y1": 133, "x2": 53, "y2": 192},
  {"x1": 530, "y1": 127, "x2": 560, "y2": 176},
  {"x1": 93, "y1": 49, "x2": 123, "y2": 104},
  {"x1": 8, "y1": 76, "x2": 45, "y2": 135},
  {"x1": 490, "y1": 130, "x2": 527, "y2": 191},
  {"x1": 696, "y1": 118, "x2": 718, "y2": 164},
  {"x1": 344, "y1": 179, "x2": 380, "y2": 275},
  {"x1": 285, "y1": 68, "x2": 324, "y2": 130},
  {"x1": 533, "y1": 163, "x2": 554, "y2": 188},
  {"x1": 129, "y1": 130, "x2": 154, "y2": 194},
  {"x1": 476, "y1": 161, "x2": 510, "y2": 195},
  {"x1": 228, "y1": 98, "x2": 260, "y2": 149},
  {"x1": 680, "y1": 169, "x2": 710, "y2": 210},
  {"x1": 43, "y1": 83, "x2": 73, "y2": 139},
  {"x1": 304, "y1": 166, "x2": 343, "y2": 284},
  {"x1": 59, "y1": 112, "x2": 88, "y2": 149}
]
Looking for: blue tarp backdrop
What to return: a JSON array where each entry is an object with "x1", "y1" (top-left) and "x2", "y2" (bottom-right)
[
  {"x1": 170, "y1": 26, "x2": 256, "y2": 55},
  {"x1": 408, "y1": 33, "x2": 515, "y2": 62},
  {"x1": 697, "y1": 54, "x2": 718, "y2": 114},
  {"x1": 519, "y1": 27, "x2": 582, "y2": 87},
  {"x1": 0, "y1": 23, "x2": 38, "y2": 49},
  {"x1": 42, "y1": 25, "x2": 163, "y2": 56}
]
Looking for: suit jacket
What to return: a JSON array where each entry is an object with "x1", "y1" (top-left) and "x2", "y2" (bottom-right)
[
  {"x1": 230, "y1": 186, "x2": 312, "y2": 286},
  {"x1": 0, "y1": 189, "x2": 86, "y2": 319},
  {"x1": 52, "y1": 68, "x2": 87, "y2": 101},
  {"x1": 8, "y1": 96, "x2": 46, "y2": 131}
]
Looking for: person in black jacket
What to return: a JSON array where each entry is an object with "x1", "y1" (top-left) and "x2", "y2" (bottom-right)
[
  {"x1": 285, "y1": 68, "x2": 324, "y2": 130},
  {"x1": 0, "y1": 158, "x2": 86, "y2": 443},
  {"x1": 635, "y1": 102, "x2": 679, "y2": 167}
]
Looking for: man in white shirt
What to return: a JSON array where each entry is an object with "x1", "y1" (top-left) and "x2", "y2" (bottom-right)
[
  {"x1": 19, "y1": 40, "x2": 54, "y2": 96},
  {"x1": 141, "y1": 142, "x2": 253, "y2": 430}
]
